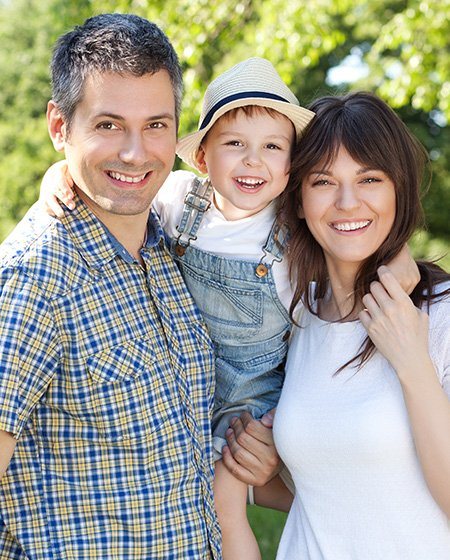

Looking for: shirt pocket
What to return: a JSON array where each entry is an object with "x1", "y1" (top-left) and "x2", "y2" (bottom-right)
[{"x1": 86, "y1": 337, "x2": 174, "y2": 442}]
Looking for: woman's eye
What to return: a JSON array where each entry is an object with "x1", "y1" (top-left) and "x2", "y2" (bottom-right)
[
  {"x1": 362, "y1": 177, "x2": 382, "y2": 184},
  {"x1": 311, "y1": 179, "x2": 330, "y2": 186}
]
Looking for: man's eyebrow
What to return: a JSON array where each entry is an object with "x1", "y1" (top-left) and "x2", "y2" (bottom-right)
[{"x1": 92, "y1": 112, "x2": 175, "y2": 121}]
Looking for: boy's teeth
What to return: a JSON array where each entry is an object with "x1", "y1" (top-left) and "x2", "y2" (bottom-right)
[
  {"x1": 235, "y1": 177, "x2": 264, "y2": 188},
  {"x1": 109, "y1": 171, "x2": 146, "y2": 183},
  {"x1": 333, "y1": 220, "x2": 371, "y2": 231}
]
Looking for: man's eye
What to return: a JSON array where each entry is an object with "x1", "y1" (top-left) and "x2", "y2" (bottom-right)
[
  {"x1": 97, "y1": 122, "x2": 118, "y2": 130},
  {"x1": 148, "y1": 122, "x2": 166, "y2": 129}
]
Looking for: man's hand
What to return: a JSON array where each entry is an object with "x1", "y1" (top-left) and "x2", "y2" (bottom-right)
[{"x1": 221, "y1": 410, "x2": 282, "y2": 486}]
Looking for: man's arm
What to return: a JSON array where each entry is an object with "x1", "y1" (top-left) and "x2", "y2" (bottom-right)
[{"x1": 0, "y1": 430, "x2": 16, "y2": 479}]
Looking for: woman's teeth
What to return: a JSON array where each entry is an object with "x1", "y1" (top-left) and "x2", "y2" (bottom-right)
[{"x1": 332, "y1": 220, "x2": 371, "y2": 231}]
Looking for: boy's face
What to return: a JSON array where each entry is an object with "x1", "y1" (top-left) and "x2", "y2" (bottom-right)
[{"x1": 196, "y1": 110, "x2": 294, "y2": 221}]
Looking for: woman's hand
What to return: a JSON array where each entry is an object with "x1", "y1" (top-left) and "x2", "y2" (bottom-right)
[
  {"x1": 359, "y1": 265, "x2": 429, "y2": 375},
  {"x1": 385, "y1": 244, "x2": 419, "y2": 295},
  {"x1": 39, "y1": 160, "x2": 75, "y2": 218},
  {"x1": 361, "y1": 266, "x2": 450, "y2": 517}
]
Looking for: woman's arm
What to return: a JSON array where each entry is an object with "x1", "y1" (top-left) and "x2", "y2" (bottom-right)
[
  {"x1": 221, "y1": 411, "x2": 293, "y2": 512},
  {"x1": 360, "y1": 266, "x2": 450, "y2": 517}
]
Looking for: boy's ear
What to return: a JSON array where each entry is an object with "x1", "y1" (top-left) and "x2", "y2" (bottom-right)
[
  {"x1": 195, "y1": 145, "x2": 208, "y2": 174},
  {"x1": 47, "y1": 100, "x2": 67, "y2": 153}
]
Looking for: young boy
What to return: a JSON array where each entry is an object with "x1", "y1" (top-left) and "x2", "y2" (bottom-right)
[{"x1": 40, "y1": 58, "x2": 417, "y2": 558}]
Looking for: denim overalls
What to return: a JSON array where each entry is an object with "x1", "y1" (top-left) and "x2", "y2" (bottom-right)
[{"x1": 170, "y1": 177, "x2": 291, "y2": 457}]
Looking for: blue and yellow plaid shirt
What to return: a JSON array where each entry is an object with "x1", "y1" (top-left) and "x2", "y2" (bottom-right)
[{"x1": 0, "y1": 199, "x2": 221, "y2": 559}]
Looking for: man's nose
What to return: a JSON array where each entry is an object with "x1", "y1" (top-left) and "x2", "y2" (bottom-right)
[{"x1": 119, "y1": 132, "x2": 148, "y2": 166}]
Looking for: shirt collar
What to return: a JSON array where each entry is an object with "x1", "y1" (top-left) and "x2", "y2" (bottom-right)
[{"x1": 59, "y1": 194, "x2": 164, "y2": 269}]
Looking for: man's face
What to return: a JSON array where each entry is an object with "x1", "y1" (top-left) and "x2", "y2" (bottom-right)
[{"x1": 48, "y1": 71, "x2": 177, "y2": 221}]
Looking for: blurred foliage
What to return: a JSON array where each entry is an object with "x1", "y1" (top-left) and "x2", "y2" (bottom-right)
[
  {"x1": 0, "y1": 0, "x2": 448, "y2": 262},
  {"x1": 248, "y1": 506, "x2": 287, "y2": 559}
]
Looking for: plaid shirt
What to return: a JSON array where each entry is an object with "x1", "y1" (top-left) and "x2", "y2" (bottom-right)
[{"x1": 0, "y1": 200, "x2": 221, "y2": 559}]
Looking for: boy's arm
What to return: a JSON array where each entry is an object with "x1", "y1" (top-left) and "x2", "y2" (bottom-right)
[
  {"x1": 38, "y1": 160, "x2": 75, "y2": 218},
  {"x1": 0, "y1": 430, "x2": 16, "y2": 479},
  {"x1": 252, "y1": 474, "x2": 293, "y2": 512}
]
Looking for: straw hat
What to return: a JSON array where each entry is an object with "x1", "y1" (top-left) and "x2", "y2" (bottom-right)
[{"x1": 176, "y1": 57, "x2": 315, "y2": 170}]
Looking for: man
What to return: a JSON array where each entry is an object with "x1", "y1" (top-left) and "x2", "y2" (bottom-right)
[{"x1": 0, "y1": 13, "x2": 281, "y2": 559}]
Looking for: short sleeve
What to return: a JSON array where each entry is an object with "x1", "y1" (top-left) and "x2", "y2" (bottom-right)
[
  {"x1": 0, "y1": 268, "x2": 60, "y2": 437},
  {"x1": 152, "y1": 170, "x2": 197, "y2": 237},
  {"x1": 427, "y1": 289, "x2": 450, "y2": 399}
]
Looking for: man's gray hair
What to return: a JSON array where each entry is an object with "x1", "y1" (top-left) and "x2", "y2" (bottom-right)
[{"x1": 51, "y1": 13, "x2": 183, "y2": 129}]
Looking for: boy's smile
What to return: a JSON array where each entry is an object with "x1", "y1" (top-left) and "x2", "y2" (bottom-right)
[{"x1": 196, "y1": 109, "x2": 294, "y2": 221}]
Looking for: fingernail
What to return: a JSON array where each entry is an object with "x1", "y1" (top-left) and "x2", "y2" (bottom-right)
[
  {"x1": 230, "y1": 417, "x2": 237, "y2": 426},
  {"x1": 225, "y1": 428, "x2": 233, "y2": 436}
]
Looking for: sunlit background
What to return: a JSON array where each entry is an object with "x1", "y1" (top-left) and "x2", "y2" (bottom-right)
[{"x1": 0, "y1": 0, "x2": 448, "y2": 555}]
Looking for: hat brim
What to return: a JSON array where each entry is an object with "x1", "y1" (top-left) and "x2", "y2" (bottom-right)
[{"x1": 176, "y1": 98, "x2": 315, "y2": 171}]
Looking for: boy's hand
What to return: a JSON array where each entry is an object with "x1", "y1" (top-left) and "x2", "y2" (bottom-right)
[
  {"x1": 221, "y1": 409, "x2": 282, "y2": 486},
  {"x1": 39, "y1": 160, "x2": 75, "y2": 218},
  {"x1": 385, "y1": 244, "x2": 419, "y2": 295}
]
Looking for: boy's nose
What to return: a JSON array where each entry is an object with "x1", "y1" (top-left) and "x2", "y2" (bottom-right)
[{"x1": 243, "y1": 149, "x2": 262, "y2": 167}]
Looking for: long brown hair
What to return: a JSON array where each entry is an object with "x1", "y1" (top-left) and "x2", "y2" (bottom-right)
[{"x1": 280, "y1": 92, "x2": 449, "y2": 369}]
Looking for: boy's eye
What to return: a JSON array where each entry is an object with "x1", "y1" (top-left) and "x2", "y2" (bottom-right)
[
  {"x1": 225, "y1": 140, "x2": 243, "y2": 147},
  {"x1": 266, "y1": 143, "x2": 281, "y2": 150}
]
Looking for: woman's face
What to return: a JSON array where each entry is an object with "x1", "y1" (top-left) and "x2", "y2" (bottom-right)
[{"x1": 300, "y1": 146, "x2": 396, "y2": 275}]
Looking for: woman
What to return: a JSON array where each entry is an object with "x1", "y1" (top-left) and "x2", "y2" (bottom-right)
[{"x1": 274, "y1": 92, "x2": 450, "y2": 559}]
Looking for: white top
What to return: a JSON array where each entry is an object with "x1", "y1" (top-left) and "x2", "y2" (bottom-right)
[
  {"x1": 153, "y1": 170, "x2": 293, "y2": 310},
  {"x1": 274, "y1": 284, "x2": 450, "y2": 560}
]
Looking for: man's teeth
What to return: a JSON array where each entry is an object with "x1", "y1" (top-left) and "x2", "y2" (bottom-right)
[
  {"x1": 235, "y1": 177, "x2": 264, "y2": 188},
  {"x1": 109, "y1": 171, "x2": 147, "y2": 183},
  {"x1": 333, "y1": 220, "x2": 370, "y2": 231}
]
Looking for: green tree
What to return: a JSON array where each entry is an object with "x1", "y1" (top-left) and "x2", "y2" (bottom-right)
[{"x1": 0, "y1": 0, "x2": 448, "y2": 263}]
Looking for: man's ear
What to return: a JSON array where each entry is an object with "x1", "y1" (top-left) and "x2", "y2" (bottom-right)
[
  {"x1": 195, "y1": 145, "x2": 208, "y2": 174},
  {"x1": 47, "y1": 100, "x2": 67, "y2": 153}
]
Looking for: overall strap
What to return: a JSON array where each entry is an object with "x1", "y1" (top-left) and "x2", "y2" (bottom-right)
[
  {"x1": 174, "y1": 177, "x2": 214, "y2": 256},
  {"x1": 255, "y1": 220, "x2": 290, "y2": 278}
]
